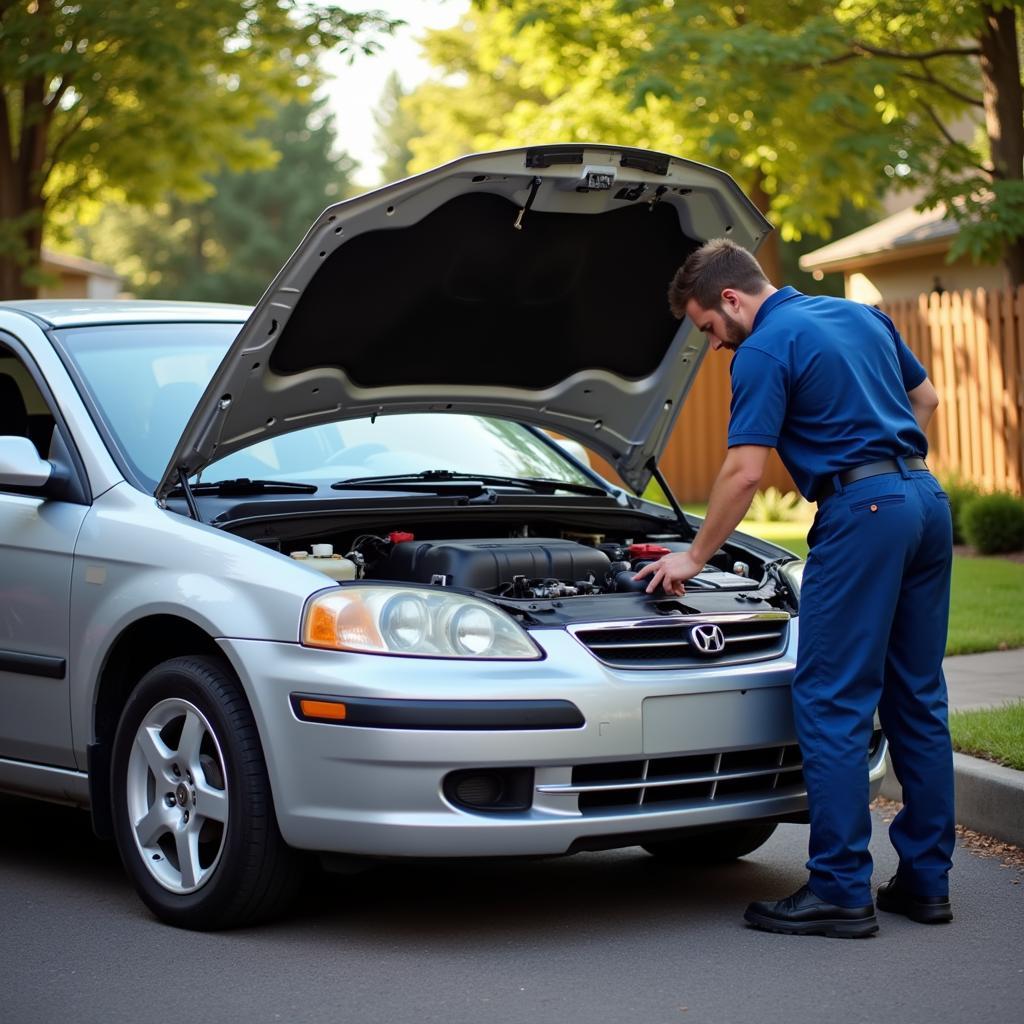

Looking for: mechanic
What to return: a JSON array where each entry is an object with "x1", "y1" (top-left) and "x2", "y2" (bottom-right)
[{"x1": 635, "y1": 238, "x2": 955, "y2": 938}]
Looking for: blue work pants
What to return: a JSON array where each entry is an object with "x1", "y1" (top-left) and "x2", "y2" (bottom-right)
[{"x1": 793, "y1": 468, "x2": 955, "y2": 907}]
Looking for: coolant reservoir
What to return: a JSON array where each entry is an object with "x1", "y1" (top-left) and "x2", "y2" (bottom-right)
[{"x1": 290, "y1": 545, "x2": 357, "y2": 581}]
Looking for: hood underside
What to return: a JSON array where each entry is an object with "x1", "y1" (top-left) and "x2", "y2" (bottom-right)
[{"x1": 157, "y1": 144, "x2": 771, "y2": 502}]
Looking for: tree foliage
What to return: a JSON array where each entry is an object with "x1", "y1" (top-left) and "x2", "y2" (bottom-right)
[
  {"x1": 372, "y1": 71, "x2": 420, "y2": 185},
  {"x1": 76, "y1": 98, "x2": 355, "y2": 304},
  {"x1": 0, "y1": 0, "x2": 396, "y2": 297},
  {"x1": 400, "y1": 0, "x2": 1023, "y2": 284}
]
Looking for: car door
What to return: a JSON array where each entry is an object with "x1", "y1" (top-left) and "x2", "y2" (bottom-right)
[{"x1": 0, "y1": 337, "x2": 89, "y2": 768}]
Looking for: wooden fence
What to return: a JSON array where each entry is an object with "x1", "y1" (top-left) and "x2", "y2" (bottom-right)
[
  {"x1": 882, "y1": 288, "x2": 1024, "y2": 495},
  {"x1": 595, "y1": 286, "x2": 1024, "y2": 501}
]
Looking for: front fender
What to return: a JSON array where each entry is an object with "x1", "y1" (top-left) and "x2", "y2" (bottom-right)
[{"x1": 69, "y1": 482, "x2": 332, "y2": 762}]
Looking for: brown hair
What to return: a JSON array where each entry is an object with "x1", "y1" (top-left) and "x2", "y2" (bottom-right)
[{"x1": 667, "y1": 238, "x2": 770, "y2": 318}]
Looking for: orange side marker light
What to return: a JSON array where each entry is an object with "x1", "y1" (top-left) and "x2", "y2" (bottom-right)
[{"x1": 299, "y1": 699, "x2": 348, "y2": 721}]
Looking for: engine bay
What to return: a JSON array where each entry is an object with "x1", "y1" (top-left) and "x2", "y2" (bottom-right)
[
  {"x1": 363, "y1": 534, "x2": 762, "y2": 598},
  {"x1": 245, "y1": 512, "x2": 798, "y2": 621}
]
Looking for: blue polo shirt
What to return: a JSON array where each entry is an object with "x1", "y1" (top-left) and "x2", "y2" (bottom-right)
[{"x1": 727, "y1": 287, "x2": 929, "y2": 500}]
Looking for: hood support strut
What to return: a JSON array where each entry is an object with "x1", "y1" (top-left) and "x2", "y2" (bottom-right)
[
  {"x1": 646, "y1": 459, "x2": 695, "y2": 540},
  {"x1": 178, "y1": 468, "x2": 201, "y2": 522}
]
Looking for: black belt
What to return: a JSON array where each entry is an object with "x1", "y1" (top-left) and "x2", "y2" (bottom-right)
[{"x1": 815, "y1": 457, "x2": 928, "y2": 502}]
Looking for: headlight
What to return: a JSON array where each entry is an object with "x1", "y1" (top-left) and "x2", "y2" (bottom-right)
[
  {"x1": 780, "y1": 560, "x2": 805, "y2": 598},
  {"x1": 380, "y1": 594, "x2": 431, "y2": 650},
  {"x1": 302, "y1": 586, "x2": 541, "y2": 659},
  {"x1": 446, "y1": 604, "x2": 496, "y2": 655}
]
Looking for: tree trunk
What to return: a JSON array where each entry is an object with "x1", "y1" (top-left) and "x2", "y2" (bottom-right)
[
  {"x1": 0, "y1": 78, "x2": 46, "y2": 299},
  {"x1": 0, "y1": 208, "x2": 44, "y2": 300},
  {"x1": 748, "y1": 174, "x2": 782, "y2": 286},
  {"x1": 0, "y1": 194, "x2": 46, "y2": 301},
  {"x1": 979, "y1": 2, "x2": 1024, "y2": 286}
]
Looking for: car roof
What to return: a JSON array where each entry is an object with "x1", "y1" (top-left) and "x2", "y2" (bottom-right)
[{"x1": 0, "y1": 299, "x2": 251, "y2": 328}]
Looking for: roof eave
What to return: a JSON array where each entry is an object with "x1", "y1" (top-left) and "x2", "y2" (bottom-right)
[{"x1": 800, "y1": 237, "x2": 954, "y2": 274}]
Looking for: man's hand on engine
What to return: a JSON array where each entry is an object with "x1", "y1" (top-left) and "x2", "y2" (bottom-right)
[{"x1": 633, "y1": 550, "x2": 704, "y2": 596}]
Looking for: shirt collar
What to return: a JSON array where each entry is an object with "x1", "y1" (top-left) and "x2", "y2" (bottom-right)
[{"x1": 752, "y1": 286, "x2": 801, "y2": 333}]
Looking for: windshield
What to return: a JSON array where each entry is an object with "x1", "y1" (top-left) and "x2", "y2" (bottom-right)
[{"x1": 56, "y1": 321, "x2": 598, "y2": 492}]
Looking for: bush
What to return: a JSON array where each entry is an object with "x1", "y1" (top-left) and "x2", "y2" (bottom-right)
[
  {"x1": 960, "y1": 492, "x2": 1024, "y2": 554},
  {"x1": 748, "y1": 487, "x2": 805, "y2": 523},
  {"x1": 939, "y1": 474, "x2": 981, "y2": 544}
]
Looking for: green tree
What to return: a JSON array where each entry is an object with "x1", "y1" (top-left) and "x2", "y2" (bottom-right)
[
  {"x1": 372, "y1": 71, "x2": 420, "y2": 185},
  {"x1": 407, "y1": 1, "x2": 1022, "y2": 284},
  {"x1": 831, "y1": 0, "x2": 1024, "y2": 283},
  {"x1": 404, "y1": 1, "x2": 894, "y2": 283},
  {"x1": 0, "y1": 0, "x2": 396, "y2": 298},
  {"x1": 79, "y1": 98, "x2": 355, "y2": 303}
]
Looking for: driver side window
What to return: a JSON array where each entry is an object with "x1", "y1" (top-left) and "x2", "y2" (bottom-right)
[{"x1": 0, "y1": 347, "x2": 56, "y2": 459}]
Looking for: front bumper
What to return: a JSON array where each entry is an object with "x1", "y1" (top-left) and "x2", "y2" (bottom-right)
[{"x1": 219, "y1": 628, "x2": 887, "y2": 857}]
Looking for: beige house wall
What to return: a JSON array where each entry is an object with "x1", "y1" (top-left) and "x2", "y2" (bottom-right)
[
  {"x1": 845, "y1": 252, "x2": 1008, "y2": 304},
  {"x1": 39, "y1": 268, "x2": 122, "y2": 299}
]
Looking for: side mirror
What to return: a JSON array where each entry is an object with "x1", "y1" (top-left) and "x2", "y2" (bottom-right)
[{"x1": 0, "y1": 436, "x2": 53, "y2": 488}]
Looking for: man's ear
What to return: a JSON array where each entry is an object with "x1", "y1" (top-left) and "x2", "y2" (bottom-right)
[{"x1": 720, "y1": 288, "x2": 742, "y2": 312}]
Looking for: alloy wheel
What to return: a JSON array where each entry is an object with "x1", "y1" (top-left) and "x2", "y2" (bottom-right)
[{"x1": 125, "y1": 697, "x2": 229, "y2": 894}]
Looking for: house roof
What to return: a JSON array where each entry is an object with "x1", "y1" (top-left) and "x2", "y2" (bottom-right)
[
  {"x1": 800, "y1": 203, "x2": 958, "y2": 273},
  {"x1": 40, "y1": 248, "x2": 122, "y2": 280}
]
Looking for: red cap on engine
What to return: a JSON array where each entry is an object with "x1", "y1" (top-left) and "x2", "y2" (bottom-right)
[
  {"x1": 389, "y1": 531, "x2": 415, "y2": 544},
  {"x1": 628, "y1": 543, "x2": 671, "y2": 559}
]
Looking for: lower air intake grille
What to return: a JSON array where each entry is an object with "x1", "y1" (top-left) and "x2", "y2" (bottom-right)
[{"x1": 566, "y1": 730, "x2": 884, "y2": 813}]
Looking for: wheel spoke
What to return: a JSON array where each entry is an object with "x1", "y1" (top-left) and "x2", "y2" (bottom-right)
[
  {"x1": 175, "y1": 825, "x2": 202, "y2": 890},
  {"x1": 194, "y1": 779, "x2": 228, "y2": 824},
  {"x1": 177, "y1": 708, "x2": 204, "y2": 769},
  {"x1": 137, "y1": 725, "x2": 173, "y2": 781},
  {"x1": 135, "y1": 802, "x2": 172, "y2": 848}
]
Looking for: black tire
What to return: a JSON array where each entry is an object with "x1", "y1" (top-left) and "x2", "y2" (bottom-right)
[
  {"x1": 110, "y1": 655, "x2": 298, "y2": 929},
  {"x1": 641, "y1": 822, "x2": 778, "y2": 864}
]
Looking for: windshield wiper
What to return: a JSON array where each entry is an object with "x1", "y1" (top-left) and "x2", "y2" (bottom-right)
[
  {"x1": 169, "y1": 478, "x2": 318, "y2": 497},
  {"x1": 331, "y1": 470, "x2": 609, "y2": 497}
]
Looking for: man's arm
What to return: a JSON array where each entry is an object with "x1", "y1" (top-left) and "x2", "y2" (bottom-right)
[
  {"x1": 634, "y1": 445, "x2": 771, "y2": 595},
  {"x1": 907, "y1": 377, "x2": 939, "y2": 432}
]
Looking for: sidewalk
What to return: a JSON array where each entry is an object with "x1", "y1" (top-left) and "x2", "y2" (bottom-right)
[
  {"x1": 944, "y1": 649, "x2": 1024, "y2": 710},
  {"x1": 880, "y1": 648, "x2": 1024, "y2": 846}
]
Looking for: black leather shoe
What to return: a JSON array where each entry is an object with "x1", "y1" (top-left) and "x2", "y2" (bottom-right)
[
  {"x1": 876, "y1": 876, "x2": 952, "y2": 923},
  {"x1": 744, "y1": 884, "x2": 878, "y2": 938}
]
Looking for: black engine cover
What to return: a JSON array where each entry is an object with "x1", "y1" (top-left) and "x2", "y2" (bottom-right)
[{"x1": 372, "y1": 538, "x2": 611, "y2": 592}]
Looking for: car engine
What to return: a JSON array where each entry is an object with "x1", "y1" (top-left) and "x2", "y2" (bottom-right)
[{"x1": 356, "y1": 535, "x2": 760, "y2": 597}]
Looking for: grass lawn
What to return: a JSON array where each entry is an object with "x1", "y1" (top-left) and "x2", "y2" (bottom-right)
[
  {"x1": 949, "y1": 702, "x2": 1024, "y2": 771},
  {"x1": 677, "y1": 502, "x2": 1024, "y2": 654},
  {"x1": 681, "y1": 503, "x2": 811, "y2": 557},
  {"x1": 946, "y1": 557, "x2": 1024, "y2": 655}
]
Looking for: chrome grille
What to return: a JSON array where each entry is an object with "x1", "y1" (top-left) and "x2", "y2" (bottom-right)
[
  {"x1": 569, "y1": 612, "x2": 790, "y2": 669},
  {"x1": 541, "y1": 730, "x2": 884, "y2": 814}
]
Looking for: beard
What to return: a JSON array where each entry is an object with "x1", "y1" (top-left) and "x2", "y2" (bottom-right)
[{"x1": 720, "y1": 308, "x2": 750, "y2": 350}]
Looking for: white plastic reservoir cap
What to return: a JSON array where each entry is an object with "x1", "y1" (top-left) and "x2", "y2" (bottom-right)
[
  {"x1": 311, "y1": 543, "x2": 334, "y2": 558},
  {"x1": 290, "y1": 551, "x2": 308, "y2": 559}
]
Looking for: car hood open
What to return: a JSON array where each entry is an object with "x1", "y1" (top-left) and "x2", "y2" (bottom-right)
[{"x1": 156, "y1": 144, "x2": 771, "y2": 502}]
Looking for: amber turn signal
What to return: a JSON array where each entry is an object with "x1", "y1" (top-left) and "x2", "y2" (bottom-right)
[{"x1": 298, "y1": 698, "x2": 348, "y2": 721}]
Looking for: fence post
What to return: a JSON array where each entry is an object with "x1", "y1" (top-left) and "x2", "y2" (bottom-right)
[
  {"x1": 1007, "y1": 287, "x2": 1022, "y2": 492},
  {"x1": 970, "y1": 288, "x2": 995, "y2": 491}
]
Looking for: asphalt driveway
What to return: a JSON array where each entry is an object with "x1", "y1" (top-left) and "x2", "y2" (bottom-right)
[{"x1": 1, "y1": 795, "x2": 1021, "y2": 1024}]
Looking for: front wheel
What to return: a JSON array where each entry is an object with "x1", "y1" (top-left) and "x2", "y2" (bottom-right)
[
  {"x1": 110, "y1": 655, "x2": 298, "y2": 929},
  {"x1": 642, "y1": 822, "x2": 778, "y2": 864}
]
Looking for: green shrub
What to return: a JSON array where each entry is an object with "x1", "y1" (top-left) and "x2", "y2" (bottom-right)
[
  {"x1": 960, "y1": 492, "x2": 1024, "y2": 554},
  {"x1": 939, "y1": 474, "x2": 981, "y2": 544},
  {"x1": 748, "y1": 487, "x2": 804, "y2": 523}
]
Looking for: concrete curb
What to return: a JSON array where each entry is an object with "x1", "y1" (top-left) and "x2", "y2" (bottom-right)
[{"x1": 880, "y1": 752, "x2": 1024, "y2": 847}]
